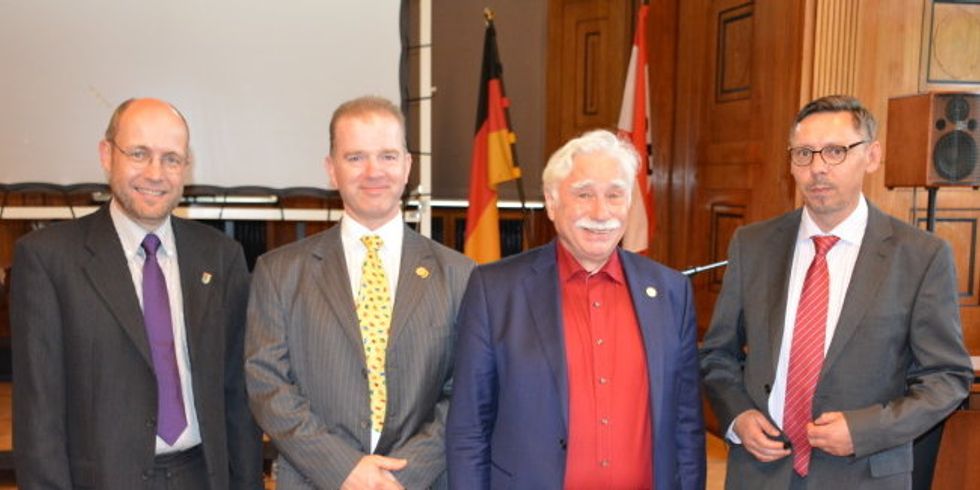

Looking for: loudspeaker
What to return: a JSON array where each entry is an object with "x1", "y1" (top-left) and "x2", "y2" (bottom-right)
[{"x1": 885, "y1": 92, "x2": 980, "y2": 188}]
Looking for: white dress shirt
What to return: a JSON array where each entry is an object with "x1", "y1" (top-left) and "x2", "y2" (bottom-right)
[
  {"x1": 728, "y1": 196, "x2": 868, "y2": 443},
  {"x1": 768, "y1": 196, "x2": 868, "y2": 429},
  {"x1": 109, "y1": 200, "x2": 202, "y2": 454},
  {"x1": 339, "y1": 212, "x2": 404, "y2": 452}
]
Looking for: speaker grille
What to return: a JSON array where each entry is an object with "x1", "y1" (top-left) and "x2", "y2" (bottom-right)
[{"x1": 933, "y1": 130, "x2": 978, "y2": 181}]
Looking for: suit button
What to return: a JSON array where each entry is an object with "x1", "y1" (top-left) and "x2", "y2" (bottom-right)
[
  {"x1": 146, "y1": 418, "x2": 155, "y2": 428},
  {"x1": 764, "y1": 384, "x2": 772, "y2": 394},
  {"x1": 142, "y1": 470, "x2": 153, "y2": 480},
  {"x1": 559, "y1": 438, "x2": 567, "y2": 450},
  {"x1": 360, "y1": 420, "x2": 370, "y2": 429},
  {"x1": 361, "y1": 368, "x2": 368, "y2": 379}
]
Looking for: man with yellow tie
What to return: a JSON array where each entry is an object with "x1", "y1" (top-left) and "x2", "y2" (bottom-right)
[{"x1": 245, "y1": 96, "x2": 475, "y2": 489}]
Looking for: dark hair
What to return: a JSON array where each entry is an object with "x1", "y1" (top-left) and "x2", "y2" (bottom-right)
[
  {"x1": 329, "y1": 96, "x2": 406, "y2": 154},
  {"x1": 792, "y1": 94, "x2": 877, "y2": 141}
]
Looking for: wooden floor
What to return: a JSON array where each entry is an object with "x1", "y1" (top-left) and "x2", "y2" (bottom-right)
[{"x1": 0, "y1": 382, "x2": 728, "y2": 489}]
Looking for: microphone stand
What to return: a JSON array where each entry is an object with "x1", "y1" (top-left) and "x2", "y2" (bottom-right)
[{"x1": 681, "y1": 260, "x2": 728, "y2": 277}]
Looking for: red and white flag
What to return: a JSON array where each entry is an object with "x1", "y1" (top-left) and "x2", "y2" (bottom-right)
[{"x1": 616, "y1": 4, "x2": 654, "y2": 254}]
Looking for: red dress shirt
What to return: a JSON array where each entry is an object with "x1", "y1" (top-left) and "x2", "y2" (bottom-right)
[{"x1": 557, "y1": 243, "x2": 654, "y2": 490}]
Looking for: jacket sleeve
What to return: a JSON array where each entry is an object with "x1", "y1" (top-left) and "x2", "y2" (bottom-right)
[
  {"x1": 222, "y1": 244, "x2": 265, "y2": 489},
  {"x1": 676, "y1": 278, "x2": 707, "y2": 490},
  {"x1": 845, "y1": 241, "x2": 972, "y2": 457},
  {"x1": 244, "y1": 255, "x2": 365, "y2": 489},
  {"x1": 699, "y1": 230, "x2": 758, "y2": 431},
  {"x1": 446, "y1": 268, "x2": 496, "y2": 490},
  {"x1": 11, "y1": 239, "x2": 74, "y2": 489}
]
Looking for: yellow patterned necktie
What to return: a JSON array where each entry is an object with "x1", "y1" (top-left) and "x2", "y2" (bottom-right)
[{"x1": 356, "y1": 235, "x2": 392, "y2": 432}]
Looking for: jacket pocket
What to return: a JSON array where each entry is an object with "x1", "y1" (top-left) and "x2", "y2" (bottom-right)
[
  {"x1": 490, "y1": 459, "x2": 513, "y2": 489},
  {"x1": 869, "y1": 442, "x2": 912, "y2": 478}
]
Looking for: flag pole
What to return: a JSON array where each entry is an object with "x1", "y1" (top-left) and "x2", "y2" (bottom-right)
[{"x1": 481, "y1": 7, "x2": 531, "y2": 251}]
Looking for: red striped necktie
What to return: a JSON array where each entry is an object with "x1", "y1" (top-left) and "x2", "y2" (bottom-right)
[{"x1": 784, "y1": 234, "x2": 840, "y2": 477}]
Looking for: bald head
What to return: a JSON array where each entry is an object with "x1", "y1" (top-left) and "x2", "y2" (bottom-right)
[
  {"x1": 105, "y1": 98, "x2": 190, "y2": 152},
  {"x1": 99, "y1": 97, "x2": 191, "y2": 230}
]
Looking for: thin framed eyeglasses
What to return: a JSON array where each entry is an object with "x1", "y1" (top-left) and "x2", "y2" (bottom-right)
[
  {"x1": 788, "y1": 140, "x2": 867, "y2": 167},
  {"x1": 109, "y1": 140, "x2": 188, "y2": 172}
]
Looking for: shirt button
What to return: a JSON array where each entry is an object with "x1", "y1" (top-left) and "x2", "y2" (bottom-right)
[
  {"x1": 598, "y1": 377, "x2": 608, "y2": 384},
  {"x1": 592, "y1": 301, "x2": 601, "y2": 308},
  {"x1": 596, "y1": 338, "x2": 604, "y2": 345},
  {"x1": 600, "y1": 417, "x2": 609, "y2": 425},
  {"x1": 600, "y1": 459, "x2": 610, "y2": 467}
]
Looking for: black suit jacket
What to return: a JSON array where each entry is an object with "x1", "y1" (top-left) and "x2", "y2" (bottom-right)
[{"x1": 11, "y1": 205, "x2": 263, "y2": 489}]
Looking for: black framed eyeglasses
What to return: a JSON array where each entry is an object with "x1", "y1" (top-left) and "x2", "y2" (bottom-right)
[
  {"x1": 109, "y1": 140, "x2": 188, "y2": 172},
  {"x1": 788, "y1": 140, "x2": 867, "y2": 167}
]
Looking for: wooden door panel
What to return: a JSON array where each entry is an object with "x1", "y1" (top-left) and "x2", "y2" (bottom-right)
[{"x1": 547, "y1": 0, "x2": 631, "y2": 154}]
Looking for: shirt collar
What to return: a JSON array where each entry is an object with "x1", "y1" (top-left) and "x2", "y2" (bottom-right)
[
  {"x1": 108, "y1": 199, "x2": 176, "y2": 259},
  {"x1": 340, "y1": 212, "x2": 404, "y2": 253},
  {"x1": 798, "y1": 194, "x2": 868, "y2": 245},
  {"x1": 556, "y1": 240, "x2": 626, "y2": 285}
]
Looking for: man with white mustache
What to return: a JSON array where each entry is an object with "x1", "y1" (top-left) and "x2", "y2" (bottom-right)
[{"x1": 447, "y1": 129, "x2": 705, "y2": 489}]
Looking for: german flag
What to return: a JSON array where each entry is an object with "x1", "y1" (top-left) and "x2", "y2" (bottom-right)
[{"x1": 464, "y1": 19, "x2": 521, "y2": 264}]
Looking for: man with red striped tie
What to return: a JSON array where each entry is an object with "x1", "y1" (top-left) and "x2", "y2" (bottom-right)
[{"x1": 700, "y1": 95, "x2": 972, "y2": 489}]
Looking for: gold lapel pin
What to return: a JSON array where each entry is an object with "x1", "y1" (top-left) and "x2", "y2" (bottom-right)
[
  {"x1": 201, "y1": 272, "x2": 213, "y2": 285},
  {"x1": 416, "y1": 266, "x2": 430, "y2": 279},
  {"x1": 645, "y1": 286, "x2": 657, "y2": 298}
]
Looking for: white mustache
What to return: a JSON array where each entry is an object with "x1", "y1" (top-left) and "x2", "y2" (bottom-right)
[{"x1": 575, "y1": 218, "x2": 622, "y2": 232}]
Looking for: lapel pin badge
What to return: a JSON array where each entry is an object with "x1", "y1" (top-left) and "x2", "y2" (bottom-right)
[
  {"x1": 416, "y1": 266, "x2": 430, "y2": 279},
  {"x1": 645, "y1": 286, "x2": 657, "y2": 298},
  {"x1": 201, "y1": 272, "x2": 213, "y2": 285}
]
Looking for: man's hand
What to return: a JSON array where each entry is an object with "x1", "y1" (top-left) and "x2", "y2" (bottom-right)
[
  {"x1": 808, "y1": 411, "x2": 854, "y2": 456},
  {"x1": 732, "y1": 409, "x2": 792, "y2": 463},
  {"x1": 340, "y1": 455, "x2": 408, "y2": 490}
]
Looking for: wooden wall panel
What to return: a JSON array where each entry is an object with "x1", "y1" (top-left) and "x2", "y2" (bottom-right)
[
  {"x1": 546, "y1": 0, "x2": 632, "y2": 155},
  {"x1": 715, "y1": 3, "x2": 753, "y2": 102},
  {"x1": 835, "y1": 0, "x2": 980, "y2": 352},
  {"x1": 809, "y1": 0, "x2": 860, "y2": 98},
  {"x1": 673, "y1": 0, "x2": 806, "y2": 332}
]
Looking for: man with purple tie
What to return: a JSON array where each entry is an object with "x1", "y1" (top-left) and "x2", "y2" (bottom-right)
[{"x1": 11, "y1": 98, "x2": 263, "y2": 489}]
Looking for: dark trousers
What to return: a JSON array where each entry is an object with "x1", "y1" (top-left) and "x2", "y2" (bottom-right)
[{"x1": 148, "y1": 445, "x2": 209, "y2": 490}]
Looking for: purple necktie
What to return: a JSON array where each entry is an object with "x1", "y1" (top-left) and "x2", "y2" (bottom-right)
[{"x1": 141, "y1": 234, "x2": 187, "y2": 445}]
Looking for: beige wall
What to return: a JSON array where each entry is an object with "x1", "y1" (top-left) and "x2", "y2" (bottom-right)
[{"x1": 431, "y1": 0, "x2": 549, "y2": 201}]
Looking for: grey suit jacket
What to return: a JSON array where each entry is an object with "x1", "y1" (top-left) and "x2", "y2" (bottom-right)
[
  {"x1": 11, "y1": 205, "x2": 264, "y2": 489},
  {"x1": 245, "y1": 224, "x2": 474, "y2": 489},
  {"x1": 700, "y1": 203, "x2": 972, "y2": 489}
]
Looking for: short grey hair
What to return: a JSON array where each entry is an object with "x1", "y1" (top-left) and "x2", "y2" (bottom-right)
[
  {"x1": 792, "y1": 94, "x2": 877, "y2": 141},
  {"x1": 542, "y1": 129, "x2": 639, "y2": 200}
]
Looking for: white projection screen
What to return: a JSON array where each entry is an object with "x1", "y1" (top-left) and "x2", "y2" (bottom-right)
[{"x1": 0, "y1": 1, "x2": 403, "y2": 190}]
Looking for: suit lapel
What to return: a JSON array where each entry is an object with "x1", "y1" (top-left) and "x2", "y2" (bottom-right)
[
  {"x1": 82, "y1": 206, "x2": 153, "y2": 366},
  {"x1": 172, "y1": 218, "x2": 217, "y2": 372},
  {"x1": 766, "y1": 211, "x2": 802, "y2": 377},
  {"x1": 821, "y1": 205, "x2": 892, "y2": 373},
  {"x1": 310, "y1": 226, "x2": 364, "y2": 361},
  {"x1": 524, "y1": 244, "x2": 569, "y2": 428},
  {"x1": 387, "y1": 227, "x2": 434, "y2": 347},
  {"x1": 621, "y1": 251, "x2": 668, "y2": 431}
]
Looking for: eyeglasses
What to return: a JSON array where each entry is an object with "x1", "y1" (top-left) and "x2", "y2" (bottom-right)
[
  {"x1": 109, "y1": 140, "x2": 188, "y2": 172},
  {"x1": 788, "y1": 141, "x2": 867, "y2": 167}
]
